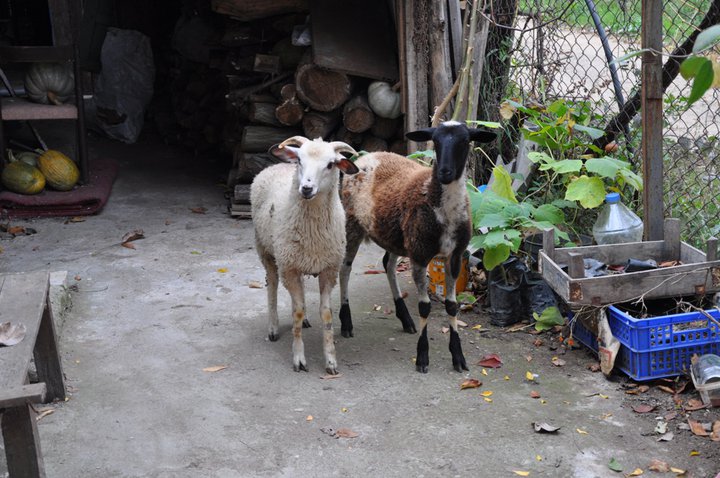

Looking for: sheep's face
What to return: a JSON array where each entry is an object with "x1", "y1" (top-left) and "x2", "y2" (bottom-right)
[
  {"x1": 406, "y1": 122, "x2": 497, "y2": 185},
  {"x1": 269, "y1": 138, "x2": 360, "y2": 200}
]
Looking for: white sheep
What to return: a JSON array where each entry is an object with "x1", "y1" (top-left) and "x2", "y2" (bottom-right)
[
  {"x1": 339, "y1": 121, "x2": 496, "y2": 373},
  {"x1": 251, "y1": 136, "x2": 359, "y2": 374}
]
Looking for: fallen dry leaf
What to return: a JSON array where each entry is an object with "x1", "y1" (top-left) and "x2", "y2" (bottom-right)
[
  {"x1": 320, "y1": 373, "x2": 343, "y2": 380},
  {"x1": 0, "y1": 321, "x2": 27, "y2": 346},
  {"x1": 657, "y1": 385, "x2": 675, "y2": 394},
  {"x1": 711, "y1": 420, "x2": 720, "y2": 442},
  {"x1": 684, "y1": 398, "x2": 706, "y2": 411},
  {"x1": 525, "y1": 371, "x2": 537, "y2": 382},
  {"x1": 664, "y1": 411, "x2": 678, "y2": 421},
  {"x1": 627, "y1": 468, "x2": 643, "y2": 476},
  {"x1": 121, "y1": 229, "x2": 144, "y2": 243},
  {"x1": 530, "y1": 391, "x2": 541, "y2": 399},
  {"x1": 551, "y1": 357, "x2": 566, "y2": 367},
  {"x1": 689, "y1": 450, "x2": 700, "y2": 456},
  {"x1": 120, "y1": 242, "x2": 136, "y2": 250},
  {"x1": 587, "y1": 363, "x2": 601, "y2": 372},
  {"x1": 190, "y1": 206, "x2": 207, "y2": 214},
  {"x1": 658, "y1": 260, "x2": 680, "y2": 268},
  {"x1": 217, "y1": 268, "x2": 228, "y2": 273},
  {"x1": 480, "y1": 391, "x2": 493, "y2": 397},
  {"x1": 471, "y1": 324, "x2": 483, "y2": 330},
  {"x1": 460, "y1": 379, "x2": 482, "y2": 390},
  {"x1": 306, "y1": 415, "x2": 313, "y2": 422},
  {"x1": 512, "y1": 471, "x2": 530, "y2": 477},
  {"x1": 364, "y1": 269, "x2": 384, "y2": 274},
  {"x1": 632, "y1": 404, "x2": 656, "y2": 414},
  {"x1": 335, "y1": 428, "x2": 359, "y2": 438},
  {"x1": 248, "y1": 281, "x2": 263, "y2": 289},
  {"x1": 67, "y1": 216, "x2": 86, "y2": 223},
  {"x1": 688, "y1": 419, "x2": 709, "y2": 437},
  {"x1": 576, "y1": 428, "x2": 588, "y2": 435},
  {"x1": 476, "y1": 353, "x2": 503, "y2": 368},
  {"x1": 533, "y1": 422, "x2": 560, "y2": 433},
  {"x1": 203, "y1": 365, "x2": 227, "y2": 373},
  {"x1": 441, "y1": 326, "x2": 450, "y2": 334},
  {"x1": 35, "y1": 408, "x2": 54, "y2": 421},
  {"x1": 657, "y1": 432, "x2": 674, "y2": 442},
  {"x1": 638, "y1": 385, "x2": 650, "y2": 393},
  {"x1": 533, "y1": 338, "x2": 543, "y2": 347},
  {"x1": 648, "y1": 459, "x2": 670, "y2": 473},
  {"x1": 7, "y1": 226, "x2": 25, "y2": 235},
  {"x1": 669, "y1": 467, "x2": 686, "y2": 474}
]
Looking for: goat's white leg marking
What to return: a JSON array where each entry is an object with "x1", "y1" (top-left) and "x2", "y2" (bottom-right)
[
  {"x1": 283, "y1": 269, "x2": 307, "y2": 372},
  {"x1": 261, "y1": 255, "x2": 280, "y2": 341},
  {"x1": 318, "y1": 268, "x2": 339, "y2": 374},
  {"x1": 444, "y1": 256, "x2": 468, "y2": 372}
]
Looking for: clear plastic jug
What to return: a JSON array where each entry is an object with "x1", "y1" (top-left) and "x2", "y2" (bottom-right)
[{"x1": 592, "y1": 192, "x2": 644, "y2": 245}]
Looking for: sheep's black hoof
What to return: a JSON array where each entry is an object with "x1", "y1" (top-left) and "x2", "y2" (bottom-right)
[
  {"x1": 449, "y1": 329, "x2": 468, "y2": 372},
  {"x1": 403, "y1": 320, "x2": 417, "y2": 334},
  {"x1": 416, "y1": 325, "x2": 429, "y2": 373},
  {"x1": 339, "y1": 304, "x2": 353, "y2": 338},
  {"x1": 394, "y1": 299, "x2": 416, "y2": 333},
  {"x1": 294, "y1": 363, "x2": 308, "y2": 372},
  {"x1": 325, "y1": 366, "x2": 339, "y2": 375},
  {"x1": 268, "y1": 332, "x2": 279, "y2": 342},
  {"x1": 302, "y1": 319, "x2": 311, "y2": 328}
]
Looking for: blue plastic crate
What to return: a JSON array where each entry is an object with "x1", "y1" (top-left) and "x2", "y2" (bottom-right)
[{"x1": 571, "y1": 305, "x2": 720, "y2": 381}]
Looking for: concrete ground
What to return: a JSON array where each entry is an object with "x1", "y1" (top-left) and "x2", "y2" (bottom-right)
[{"x1": 1, "y1": 131, "x2": 719, "y2": 478}]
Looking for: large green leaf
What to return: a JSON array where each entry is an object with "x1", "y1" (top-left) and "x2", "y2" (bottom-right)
[
  {"x1": 483, "y1": 244, "x2": 511, "y2": 271},
  {"x1": 584, "y1": 157, "x2": 625, "y2": 178},
  {"x1": 540, "y1": 159, "x2": 583, "y2": 174},
  {"x1": 482, "y1": 229, "x2": 516, "y2": 248},
  {"x1": 468, "y1": 235, "x2": 484, "y2": 255},
  {"x1": 468, "y1": 120, "x2": 502, "y2": 129},
  {"x1": 533, "y1": 204, "x2": 565, "y2": 224},
  {"x1": 688, "y1": 59, "x2": 715, "y2": 105},
  {"x1": 565, "y1": 175, "x2": 606, "y2": 209},
  {"x1": 533, "y1": 306, "x2": 565, "y2": 331},
  {"x1": 527, "y1": 151, "x2": 553, "y2": 164},
  {"x1": 476, "y1": 213, "x2": 510, "y2": 229},
  {"x1": 680, "y1": 55, "x2": 709, "y2": 80},
  {"x1": 573, "y1": 123, "x2": 605, "y2": 140},
  {"x1": 692, "y1": 24, "x2": 720, "y2": 53},
  {"x1": 490, "y1": 166, "x2": 518, "y2": 203},
  {"x1": 618, "y1": 168, "x2": 643, "y2": 192}
]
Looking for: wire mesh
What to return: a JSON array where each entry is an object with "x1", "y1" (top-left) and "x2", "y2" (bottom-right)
[{"x1": 480, "y1": 0, "x2": 720, "y2": 246}]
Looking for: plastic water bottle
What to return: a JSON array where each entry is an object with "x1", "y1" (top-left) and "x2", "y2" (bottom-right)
[{"x1": 592, "y1": 192, "x2": 644, "y2": 245}]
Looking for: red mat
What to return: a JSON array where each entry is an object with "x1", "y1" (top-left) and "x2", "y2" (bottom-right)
[{"x1": 0, "y1": 158, "x2": 118, "y2": 218}]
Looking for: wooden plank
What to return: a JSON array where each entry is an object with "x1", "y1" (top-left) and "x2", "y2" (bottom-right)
[
  {"x1": 707, "y1": 237, "x2": 718, "y2": 262},
  {"x1": 1, "y1": 403, "x2": 46, "y2": 477},
  {"x1": 0, "y1": 272, "x2": 50, "y2": 389},
  {"x1": 542, "y1": 228, "x2": 555, "y2": 262},
  {"x1": 33, "y1": 289, "x2": 66, "y2": 402},
  {"x1": 310, "y1": 0, "x2": 399, "y2": 81},
  {"x1": 538, "y1": 251, "x2": 570, "y2": 303},
  {"x1": 429, "y1": 0, "x2": 453, "y2": 116},
  {"x1": 663, "y1": 217, "x2": 681, "y2": 260},
  {"x1": 446, "y1": 0, "x2": 463, "y2": 77},
  {"x1": 680, "y1": 241, "x2": 709, "y2": 264},
  {"x1": 211, "y1": 0, "x2": 308, "y2": 21},
  {"x1": 641, "y1": 0, "x2": 664, "y2": 240},
  {"x1": 402, "y1": 0, "x2": 430, "y2": 150},
  {"x1": 551, "y1": 241, "x2": 666, "y2": 266},
  {"x1": 0, "y1": 383, "x2": 47, "y2": 408}
]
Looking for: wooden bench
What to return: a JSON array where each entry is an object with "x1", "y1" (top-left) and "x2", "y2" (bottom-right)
[{"x1": 0, "y1": 271, "x2": 66, "y2": 478}]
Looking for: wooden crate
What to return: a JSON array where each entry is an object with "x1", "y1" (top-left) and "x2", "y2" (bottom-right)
[{"x1": 539, "y1": 219, "x2": 720, "y2": 307}]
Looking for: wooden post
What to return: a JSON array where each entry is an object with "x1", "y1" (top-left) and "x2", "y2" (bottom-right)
[
  {"x1": 706, "y1": 237, "x2": 718, "y2": 262},
  {"x1": 400, "y1": 0, "x2": 430, "y2": 151},
  {"x1": 542, "y1": 228, "x2": 555, "y2": 262},
  {"x1": 567, "y1": 252, "x2": 585, "y2": 279},
  {"x1": 33, "y1": 296, "x2": 66, "y2": 402},
  {"x1": 663, "y1": 218, "x2": 681, "y2": 261},
  {"x1": 429, "y1": 0, "x2": 453, "y2": 118},
  {"x1": 2, "y1": 404, "x2": 46, "y2": 477},
  {"x1": 641, "y1": 0, "x2": 664, "y2": 240}
]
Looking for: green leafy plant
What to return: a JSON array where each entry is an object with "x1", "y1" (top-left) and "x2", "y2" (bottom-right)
[{"x1": 533, "y1": 306, "x2": 565, "y2": 332}]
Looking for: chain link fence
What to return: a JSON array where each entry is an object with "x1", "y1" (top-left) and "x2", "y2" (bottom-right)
[{"x1": 480, "y1": 0, "x2": 720, "y2": 247}]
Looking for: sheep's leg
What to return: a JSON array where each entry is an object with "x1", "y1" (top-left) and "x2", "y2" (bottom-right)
[
  {"x1": 339, "y1": 227, "x2": 363, "y2": 338},
  {"x1": 283, "y1": 269, "x2": 308, "y2": 372},
  {"x1": 412, "y1": 262, "x2": 432, "y2": 373},
  {"x1": 444, "y1": 252, "x2": 468, "y2": 373},
  {"x1": 318, "y1": 268, "x2": 339, "y2": 375},
  {"x1": 261, "y1": 254, "x2": 280, "y2": 341},
  {"x1": 383, "y1": 252, "x2": 417, "y2": 334}
]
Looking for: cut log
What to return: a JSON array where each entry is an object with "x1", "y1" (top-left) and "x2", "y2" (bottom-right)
[
  {"x1": 280, "y1": 83, "x2": 298, "y2": 101},
  {"x1": 234, "y1": 151, "x2": 283, "y2": 183},
  {"x1": 248, "y1": 102, "x2": 282, "y2": 126},
  {"x1": 211, "y1": 0, "x2": 308, "y2": 22},
  {"x1": 334, "y1": 126, "x2": 364, "y2": 148},
  {"x1": 295, "y1": 62, "x2": 353, "y2": 112},
  {"x1": 342, "y1": 95, "x2": 375, "y2": 133},
  {"x1": 302, "y1": 110, "x2": 341, "y2": 140},
  {"x1": 361, "y1": 136, "x2": 388, "y2": 153},
  {"x1": 239, "y1": 125, "x2": 300, "y2": 153},
  {"x1": 370, "y1": 116, "x2": 399, "y2": 139},
  {"x1": 275, "y1": 98, "x2": 304, "y2": 126}
]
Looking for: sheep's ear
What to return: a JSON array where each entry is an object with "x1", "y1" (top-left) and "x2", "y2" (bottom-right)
[
  {"x1": 269, "y1": 144, "x2": 300, "y2": 163},
  {"x1": 469, "y1": 129, "x2": 497, "y2": 143},
  {"x1": 405, "y1": 128, "x2": 436, "y2": 142},
  {"x1": 336, "y1": 158, "x2": 360, "y2": 175}
]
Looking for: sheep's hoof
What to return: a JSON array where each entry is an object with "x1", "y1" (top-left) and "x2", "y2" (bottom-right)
[
  {"x1": 268, "y1": 332, "x2": 279, "y2": 342},
  {"x1": 341, "y1": 328, "x2": 354, "y2": 338},
  {"x1": 416, "y1": 364, "x2": 429, "y2": 373},
  {"x1": 453, "y1": 360, "x2": 469, "y2": 373},
  {"x1": 293, "y1": 362, "x2": 308, "y2": 372},
  {"x1": 302, "y1": 319, "x2": 311, "y2": 328},
  {"x1": 403, "y1": 322, "x2": 417, "y2": 334},
  {"x1": 325, "y1": 366, "x2": 339, "y2": 375}
]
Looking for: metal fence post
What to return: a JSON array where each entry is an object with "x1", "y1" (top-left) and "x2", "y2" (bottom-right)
[{"x1": 641, "y1": 0, "x2": 665, "y2": 240}]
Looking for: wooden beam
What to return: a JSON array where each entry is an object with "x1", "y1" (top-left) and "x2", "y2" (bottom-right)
[
  {"x1": 0, "y1": 383, "x2": 47, "y2": 408},
  {"x1": 429, "y1": 0, "x2": 453, "y2": 118},
  {"x1": 641, "y1": 0, "x2": 664, "y2": 240}
]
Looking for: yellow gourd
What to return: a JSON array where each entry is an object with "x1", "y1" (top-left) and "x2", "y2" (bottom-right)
[{"x1": 37, "y1": 149, "x2": 79, "y2": 191}]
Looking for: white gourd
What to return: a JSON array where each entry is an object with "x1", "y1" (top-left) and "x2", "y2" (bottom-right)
[{"x1": 367, "y1": 81, "x2": 402, "y2": 119}]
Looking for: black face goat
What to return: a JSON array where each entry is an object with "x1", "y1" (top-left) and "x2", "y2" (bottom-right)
[{"x1": 339, "y1": 121, "x2": 496, "y2": 372}]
